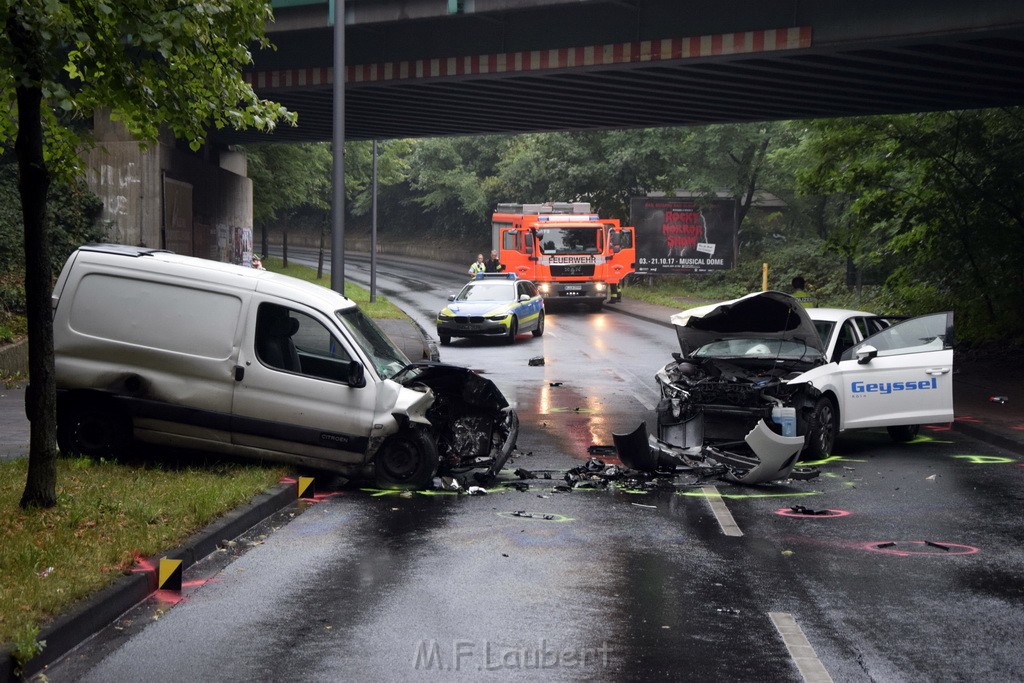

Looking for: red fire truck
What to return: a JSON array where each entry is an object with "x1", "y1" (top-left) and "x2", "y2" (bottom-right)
[{"x1": 491, "y1": 202, "x2": 636, "y2": 310}]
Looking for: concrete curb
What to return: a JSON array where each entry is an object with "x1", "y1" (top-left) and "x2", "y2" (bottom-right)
[{"x1": 1, "y1": 482, "x2": 297, "y2": 682}]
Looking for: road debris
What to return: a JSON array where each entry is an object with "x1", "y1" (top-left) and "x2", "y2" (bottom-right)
[
  {"x1": 988, "y1": 395, "x2": 1008, "y2": 403},
  {"x1": 611, "y1": 422, "x2": 819, "y2": 485},
  {"x1": 925, "y1": 540, "x2": 951, "y2": 551},
  {"x1": 631, "y1": 503, "x2": 657, "y2": 509},
  {"x1": 549, "y1": 381, "x2": 563, "y2": 387},
  {"x1": 528, "y1": 356, "x2": 545, "y2": 366}
]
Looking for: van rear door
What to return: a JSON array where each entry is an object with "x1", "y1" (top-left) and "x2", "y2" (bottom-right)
[{"x1": 231, "y1": 301, "x2": 377, "y2": 464}]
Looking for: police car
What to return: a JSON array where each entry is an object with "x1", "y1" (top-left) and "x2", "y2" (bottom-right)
[
  {"x1": 436, "y1": 273, "x2": 545, "y2": 345},
  {"x1": 654, "y1": 291, "x2": 953, "y2": 460}
]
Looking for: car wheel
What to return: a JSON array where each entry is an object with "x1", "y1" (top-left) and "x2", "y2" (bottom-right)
[
  {"x1": 532, "y1": 311, "x2": 545, "y2": 337},
  {"x1": 57, "y1": 398, "x2": 132, "y2": 459},
  {"x1": 805, "y1": 397, "x2": 837, "y2": 459},
  {"x1": 374, "y1": 427, "x2": 439, "y2": 489},
  {"x1": 887, "y1": 424, "x2": 920, "y2": 442},
  {"x1": 439, "y1": 334, "x2": 451, "y2": 346},
  {"x1": 506, "y1": 316, "x2": 518, "y2": 343}
]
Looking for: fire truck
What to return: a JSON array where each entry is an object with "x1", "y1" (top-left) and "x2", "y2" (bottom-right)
[{"x1": 491, "y1": 202, "x2": 636, "y2": 310}]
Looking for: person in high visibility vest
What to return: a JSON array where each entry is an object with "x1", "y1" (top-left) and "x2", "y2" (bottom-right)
[
  {"x1": 469, "y1": 254, "x2": 486, "y2": 275},
  {"x1": 791, "y1": 275, "x2": 816, "y2": 308}
]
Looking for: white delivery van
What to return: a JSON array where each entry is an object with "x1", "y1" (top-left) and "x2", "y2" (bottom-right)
[{"x1": 52, "y1": 245, "x2": 518, "y2": 488}]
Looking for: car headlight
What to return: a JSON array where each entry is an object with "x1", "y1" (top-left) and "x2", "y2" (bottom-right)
[
  {"x1": 538, "y1": 283, "x2": 551, "y2": 293},
  {"x1": 486, "y1": 312, "x2": 510, "y2": 321},
  {"x1": 438, "y1": 311, "x2": 453, "y2": 321},
  {"x1": 595, "y1": 282, "x2": 606, "y2": 292}
]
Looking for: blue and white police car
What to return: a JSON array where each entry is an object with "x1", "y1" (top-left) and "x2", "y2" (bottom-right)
[
  {"x1": 654, "y1": 291, "x2": 953, "y2": 460},
  {"x1": 436, "y1": 273, "x2": 545, "y2": 345}
]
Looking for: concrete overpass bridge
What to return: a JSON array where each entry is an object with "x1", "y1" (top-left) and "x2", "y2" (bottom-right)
[
  {"x1": 214, "y1": 0, "x2": 1024, "y2": 143},
  {"x1": 85, "y1": 0, "x2": 1024, "y2": 262}
]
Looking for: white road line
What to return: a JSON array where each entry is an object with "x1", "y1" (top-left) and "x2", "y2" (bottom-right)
[
  {"x1": 630, "y1": 391, "x2": 656, "y2": 411},
  {"x1": 701, "y1": 485, "x2": 743, "y2": 537},
  {"x1": 769, "y1": 612, "x2": 835, "y2": 683},
  {"x1": 608, "y1": 368, "x2": 659, "y2": 410}
]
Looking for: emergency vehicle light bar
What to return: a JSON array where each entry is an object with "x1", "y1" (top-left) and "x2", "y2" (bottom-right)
[
  {"x1": 475, "y1": 272, "x2": 518, "y2": 280},
  {"x1": 536, "y1": 215, "x2": 599, "y2": 222}
]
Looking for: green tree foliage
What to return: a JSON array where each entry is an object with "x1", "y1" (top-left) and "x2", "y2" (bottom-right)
[
  {"x1": 0, "y1": 163, "x2": 105, "y2": 315},
  {"x1": 1, "y1": 0, "x2": 295, "y2": 508},
  {"x1": 796, "y1": 110, "x2": 1024, "y2": 343}
]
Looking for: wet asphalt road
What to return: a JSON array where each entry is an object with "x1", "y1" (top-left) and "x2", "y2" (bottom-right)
[{"x1": 41, "y1": 253, "x2": 1024, "y2": 682}]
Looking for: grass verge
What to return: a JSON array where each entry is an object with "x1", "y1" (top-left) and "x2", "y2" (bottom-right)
[
  {"x1": 0, "y1": 456, "x2": 285, "y2": 651},
  {"x1": 263, "y1": 256, "x2": 406, "y2": 320}
]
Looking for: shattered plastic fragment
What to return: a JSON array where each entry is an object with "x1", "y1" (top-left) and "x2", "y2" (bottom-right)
[
  {"x1": 467, "y1": 486, "x2": 487, "y2": 495},
  {"x1": 877, "y1": 542, "x2": 897, "y2": 548},
  {"x1": 587, "y1": 445, "x2": 617, "y2": 456},
  {"x1": 514, "y1": 468, "x2": 535, "y2": 479},
  {"x1": 925, "y1": 540, "x2": 951, "y2": 551},
  {"x1": 631, "y1": 503, "x2": 657, "y2": 509},
  {"x1": 549, "y1": 381, "x2": 563, "y2": 387},
  {"x1": 989, "y1": 395, "x2": 1008, "y2": 404},
  {"x1": 528, "y1": 356, "x2": 545, "y2": 366}
]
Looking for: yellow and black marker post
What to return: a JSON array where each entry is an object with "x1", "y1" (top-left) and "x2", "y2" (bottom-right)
[
  {"x1": 158, "y1": 558, "x2": 183, "y2": 591},
  {"x1": 297, "y1": 476, "x2": 315, "y2": 499}
]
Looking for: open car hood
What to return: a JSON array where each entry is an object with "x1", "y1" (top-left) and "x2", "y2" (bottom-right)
[{"x1": 670, "y1": 291, "x2": 825, "y2": 357}]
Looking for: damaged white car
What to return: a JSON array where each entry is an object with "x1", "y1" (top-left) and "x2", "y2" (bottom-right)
[{"x1": 615, "y1": 292, "x2": 954, "y2": 484}]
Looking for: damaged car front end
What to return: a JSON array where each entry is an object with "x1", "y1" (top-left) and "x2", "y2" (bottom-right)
[
  {"x1": 385, "y1": 362, "x2": 519, "y2": 488},
  {"x1": 616, "y1": 292, "x2": 827, "y2": 484}
]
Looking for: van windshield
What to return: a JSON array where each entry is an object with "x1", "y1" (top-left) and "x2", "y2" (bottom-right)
[{"x1": 336, "y1": 308, "x2": 410, "y2": 379}]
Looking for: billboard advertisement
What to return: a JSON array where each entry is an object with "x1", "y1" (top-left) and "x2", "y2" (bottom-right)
[{"x1": 630, "y1": 197, "x2": 737, "y2": 274}]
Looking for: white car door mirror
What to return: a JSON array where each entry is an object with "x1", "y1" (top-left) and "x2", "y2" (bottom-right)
[{"x1": 856, "y1": 345, "x2": 878, "y2": 365}]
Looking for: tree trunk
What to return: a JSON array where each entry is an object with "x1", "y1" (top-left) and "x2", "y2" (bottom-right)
[
  {"x1": 282, "y1": 230, "x2": 289, "y2": 268},
  {"x1": 8, "y1": 16, "x2": 58, "y2": 508}
]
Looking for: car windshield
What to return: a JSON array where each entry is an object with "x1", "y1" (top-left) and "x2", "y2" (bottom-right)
[
  {"x1": 813, "y1": 320, "x2": 835, "y2": 346},
  {"x1": 457, "y1": 282, "x2": 514, "y2": 302},
  {"x1": 693, "y1": 338, "x2": 824, "y2": 362},
  {"x1": 536, "y1": 227, "x2": 601, "y2": 254},
  {"x1": 335, "y1": 307, "x2": 410, "y2": 380}
]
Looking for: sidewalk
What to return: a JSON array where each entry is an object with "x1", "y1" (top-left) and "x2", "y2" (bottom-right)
[{"x1": 606, "y1": 297, "x2": 1024, "y2": 452}]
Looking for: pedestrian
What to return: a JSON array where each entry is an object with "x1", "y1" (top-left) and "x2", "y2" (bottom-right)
[
  {"x1": 469, "y1": 253, "x2": 486, "y2": 275},
  {"x1": 485, "y1": 250, "x2": 504, "y2": 273},
  {"x1": 252, "y1": 254, "x2": 266, "y2": 270},
  {"x1": 791, "y1": 275, "x2": 816, "y2": 308}
]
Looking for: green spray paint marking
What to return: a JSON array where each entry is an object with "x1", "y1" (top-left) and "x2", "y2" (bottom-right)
[
  {"x1": 800, "y1": 455, "x2": 866, "y2": 467},
  {"x1": 952, "y1": 455, "x2": 1017, "y2": 465},
  {"x1": 497, "y1": 511, "x2": 575, "y2": 523},
  {"x1": 910, "y1": 435, "x2": 952, "y2": 444},
  {"x1": 679, "y1": 490, "x2": 822, "y2": 500}
]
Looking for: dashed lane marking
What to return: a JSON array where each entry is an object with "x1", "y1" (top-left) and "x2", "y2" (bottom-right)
[
  {"x1": 769, "y1": 612, "x2": 834, "y2": 683},
  {"x1": 701, "y1": 485, "x2": 743, "y2": 537}
]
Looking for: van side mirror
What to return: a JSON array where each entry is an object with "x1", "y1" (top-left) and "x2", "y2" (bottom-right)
[
  {"x1": 447, "y1": 294, "x2": 456, "y2": 301},
  {"x1": 347, "y1": 360, "x2": 366, "y2": 388}
]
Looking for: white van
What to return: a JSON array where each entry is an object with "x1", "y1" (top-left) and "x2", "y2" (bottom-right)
[{"x1": 52, "y1": 245, "x2": 518, "y2": 488}]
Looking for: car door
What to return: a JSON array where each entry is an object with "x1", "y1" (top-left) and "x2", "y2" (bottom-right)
[
  {"x1": 231, "y1": 300, "x2": 377, "y2": 465},
  {"x1": 515, "y1": 281, "x2": 541, "y2": 331},
  {"x1": 832, "y1": 312, "x2": 954, "y2": 430}
]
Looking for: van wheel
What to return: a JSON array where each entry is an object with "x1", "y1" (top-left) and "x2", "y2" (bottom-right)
[
  {"x1": 439, "y1": 334, "x2": 452, "y2": 346},
  {"x1": 57, "y1": 398, "x2": 132, "y2": 459},
  {"x1": 532, "y1": 312, "x2": 545, "y2": 337},
  {"x1": 374, "y1": 428, "x2": 439, "y2": 489},
  {"x1": 804, "y1": 397, "x2": 837, "y2": 460},
  {"x1": 887, "y1": 424, "x2": 920, "y2": 442}
]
